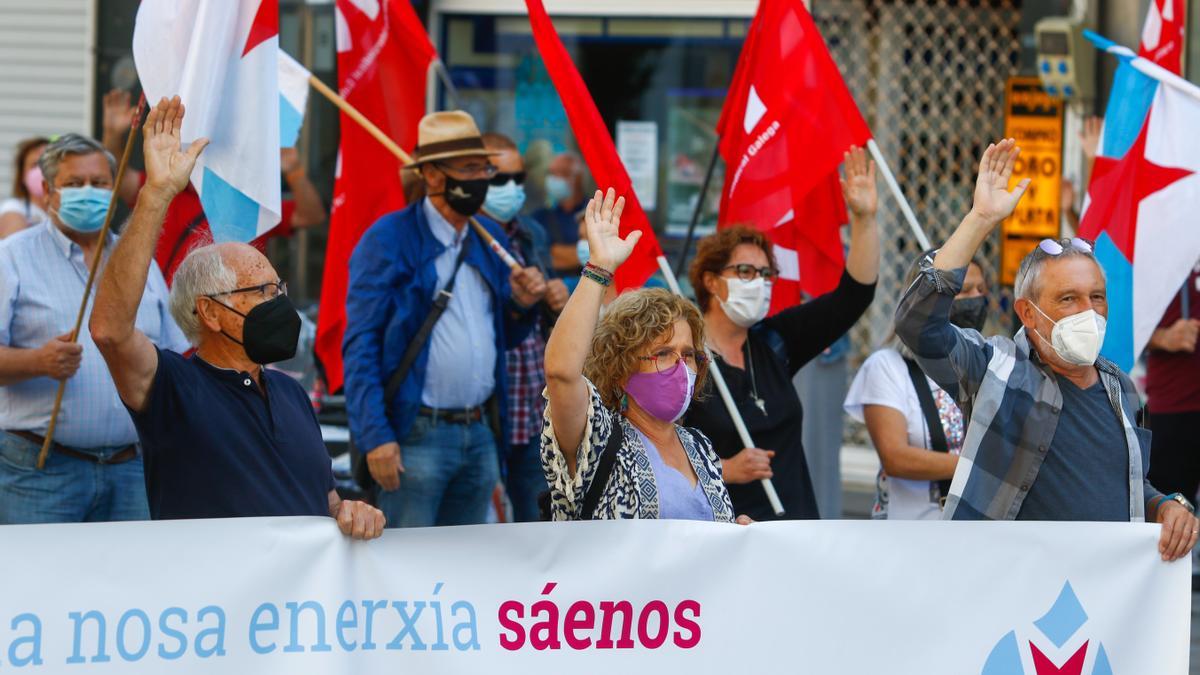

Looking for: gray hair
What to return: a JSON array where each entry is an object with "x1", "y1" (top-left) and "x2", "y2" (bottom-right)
[
  {"x1": 37, "y1": 134, "x2": 116, "y2": 188},
  {"x1": 169, "y1": 245, "x2": 238, "y2": 344},
  {"x1": 1012, "y1": 239, "x2": 1105, "y2": 302}
]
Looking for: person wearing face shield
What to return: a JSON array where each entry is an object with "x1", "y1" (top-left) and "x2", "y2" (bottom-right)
[
  {"x1": 679, "y1": 146, "x2": 880, "y2": 521},
  {"x1": 844, "y1": 253, "x2": 989, "y2": 520},
  {"x1": 895, "y1": 139, "x2": 1198, "y2": 563},
  {"x1": 0, "y1": 132, "x2": 188, "y2": 524},
  {"x1": 542, "y1": 188, "x2": 748, "y2": 523},
  {"x1": 342, "y1": 111, "x2": 548, "y2": 528},
  {"x1": 89, "y1": 97, "x2": 384, "y2": 539}
]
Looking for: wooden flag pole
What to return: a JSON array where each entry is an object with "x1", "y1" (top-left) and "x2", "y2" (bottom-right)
[
  {"x1": 37, "y1": 95, "x2": 147, "y2": 470},
  {"x1": 307, "y1": 75, "x2": 519, "y2": 271}
]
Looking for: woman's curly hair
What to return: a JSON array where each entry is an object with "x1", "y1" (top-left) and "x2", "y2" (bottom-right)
[{"x1": 584, "y1": 288, "x2": 709, "y2": 409}]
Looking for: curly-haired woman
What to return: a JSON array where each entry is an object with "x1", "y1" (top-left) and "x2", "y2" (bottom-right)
[{"x1": 542, "y1": 188, "x2": 745, "y2": 522}]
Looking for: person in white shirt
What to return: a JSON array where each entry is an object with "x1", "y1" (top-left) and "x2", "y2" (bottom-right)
[
  {"x1": 0, "y1": 137, "x2": 51, "y2": 238},
  {"x1": 844, "y1": 254, "x2": 989, "y2": 520}
]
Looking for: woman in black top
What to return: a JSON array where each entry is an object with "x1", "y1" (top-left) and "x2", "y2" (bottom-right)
[{"x1": 682, "y1": 146, "x2": 879, "y2": 520}]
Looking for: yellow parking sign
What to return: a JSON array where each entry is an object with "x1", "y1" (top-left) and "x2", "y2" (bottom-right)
[{"x1": 1001, "y1": 77, "x2": 1063, "y2": 285}]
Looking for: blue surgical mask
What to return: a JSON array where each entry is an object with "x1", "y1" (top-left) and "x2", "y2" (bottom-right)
[
  {"x1": 54, "y1": 186, "x2": 111, "y2": 233},
  {"x1": 576, "y1": 239, "x2": 590, "y2": 266},
  {"x1": 545, "y1": 175, "x2": 571, "y2": 205},
  {"x1": 483, "y1": 180, "x2": 526, "y2": 223}
]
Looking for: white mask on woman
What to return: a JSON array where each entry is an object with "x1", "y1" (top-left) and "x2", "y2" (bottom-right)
[
  {"x1": 1031, "y1": 304, "x2": 1107, "y2": 366},
  {"x1": 719, "y1": 277, "x2": 772, "y2": 328}
]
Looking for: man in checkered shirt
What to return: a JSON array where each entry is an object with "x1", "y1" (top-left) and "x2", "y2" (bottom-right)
[{"x1": 896, "y1": 139, "x2": 1198, "y2": 562}]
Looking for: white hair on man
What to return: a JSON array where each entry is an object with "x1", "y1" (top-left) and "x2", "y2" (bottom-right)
[
  {"x1": 169, "y1": 244, "x2": 237, "y2": 344},
  {"x1": 38, "y1": 133, "x2": 116, "y2": 187},
  {"x1": 1012, "y1": 237, "x2": 1106, "y2": 302}
]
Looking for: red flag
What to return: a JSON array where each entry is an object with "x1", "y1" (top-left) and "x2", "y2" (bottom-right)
[
  {"x1": 1138, "y1": 0, "x2": 1186, "y2": 74},
  {"x1": 315, "y1": 0, "x2": 435, "y2": 392},
  {"x1": 716, "y1": 0, "x2": 869, "y2": 306},
  {"x1": 525, "y1": 0, "x2": 662, "y2": 291}
]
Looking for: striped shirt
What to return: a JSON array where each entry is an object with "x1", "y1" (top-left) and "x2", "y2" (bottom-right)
[
  {"x1": 894, "y1": 261, "x2": 1161, "y2": 521},
  {"x1": 0, "y1": 221, "x2": 188, "y2": 449}
]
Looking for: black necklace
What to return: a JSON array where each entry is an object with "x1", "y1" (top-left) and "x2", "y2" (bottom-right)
[{"x1": 745, "y1": 340, "x2": 767, "y2": 415}]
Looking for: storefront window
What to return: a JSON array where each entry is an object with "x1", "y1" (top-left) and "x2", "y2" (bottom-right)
[{"x1": 438, "y1": 13, "x2": 748, "y2": 242}]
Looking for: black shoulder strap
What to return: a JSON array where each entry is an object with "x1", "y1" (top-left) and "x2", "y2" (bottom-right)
[
  {"x1": 904, "y1": 357, "x2": 952, "y2": 496},
  {"x1": 383, "y1": 235, "x2": 471, "y2": 403},
  {"x1": 581, "y1": 418, "x2": 624, "y2": 520}
]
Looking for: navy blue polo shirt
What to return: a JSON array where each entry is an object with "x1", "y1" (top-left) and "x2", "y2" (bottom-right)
[{"x1": 130, "y1": 348, "x2": 334, "y2": 520}]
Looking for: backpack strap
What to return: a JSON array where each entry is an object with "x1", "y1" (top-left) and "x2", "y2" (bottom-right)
[
  {"x1": 903, "y1": 357, "x2": 952, "y2": 498},
  {"x1": 581, "y1": 418, "x2": 624, "y2": 520}
]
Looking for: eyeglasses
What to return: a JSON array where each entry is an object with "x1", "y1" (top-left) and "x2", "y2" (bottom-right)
[
  {"x1": 1037, "y1": 237, "x2": 1093, "y2": 256},
  {"x1": 434, "y1": 161, "x2": 497, "y2": 180},
  {"x1": 721, "y1": 264, "x2": 776, "y2": 281},
  {"x1": 636, "y1": 347, "x2": 708, "y2": 375},
  {"x1": 489, "y1": 171, "x2": 526, "y2": 186},
  {"x1": 208, "y1": 281, "x2": 287, "y2": 300}
]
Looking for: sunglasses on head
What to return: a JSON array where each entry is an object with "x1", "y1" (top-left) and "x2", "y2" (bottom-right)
[
  {"x1": 489, "y1": 171, "x2": 526, "y2": 187},
  {"x1": 1037, "y1": 237, "x2": 1093, "y2": 256}
]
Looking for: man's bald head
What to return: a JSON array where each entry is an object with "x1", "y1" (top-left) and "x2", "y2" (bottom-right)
[{"x1": 169, "y1": 242, "x2": 281, "y2": 345}]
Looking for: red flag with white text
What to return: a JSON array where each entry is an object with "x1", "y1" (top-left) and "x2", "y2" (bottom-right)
[
  {"x1": 525, "y1": 0, "x2": 663, "y2": 291},
  {"x1": 716, "y1": 0, "x2": 869, "y2": 311},
  {"x1": 315, "y1": 0, "x2": 435, "y2": 392},
  {"x1": 1138, "y1": 0, "x2": 1186, "y2": 74}
]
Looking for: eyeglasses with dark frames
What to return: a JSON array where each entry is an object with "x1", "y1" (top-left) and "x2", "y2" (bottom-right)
[
  {"x1": 207, "y1": 281, "x2": 288, "y2": 300},
  {"x1": 721, "y1": 263, "x2": 777, "y2": 282},
  {"x1": 489, "y1": 171, "x2": 526, "y2": 186}
]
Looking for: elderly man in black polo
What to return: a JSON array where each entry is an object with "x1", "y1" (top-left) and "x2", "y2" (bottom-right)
[{"x1": 90, "y1": 97, "x2": 384, "y2": 538}]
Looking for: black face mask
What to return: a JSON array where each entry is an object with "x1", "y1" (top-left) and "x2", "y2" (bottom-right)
[
  {"x1": 949, "y1": 296, "x2": 989, "y2": 332},
  {"x1": 436, "y1": 174, "x2": 489, "y2": 217},
  {"x1": 212, "y1": 294, "x2": 301, "y2": 364}
]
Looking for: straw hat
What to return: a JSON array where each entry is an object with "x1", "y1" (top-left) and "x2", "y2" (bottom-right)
[{"x1": 410, "y1": 110, "x2": 497, "y2": 165}]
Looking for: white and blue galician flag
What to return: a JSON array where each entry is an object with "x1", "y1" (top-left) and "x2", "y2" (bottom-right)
[
  {"x1": 277, "y1": 49, "x2": 311, "y2": 150},
  {"x1": 133, "y1": 0, "x2": 283, "y2": 242},
  {"x1": 1079, "y1": 31, "x2": 1200, "y2": 371}
]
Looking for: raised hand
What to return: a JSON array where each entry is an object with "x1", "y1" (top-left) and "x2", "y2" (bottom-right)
[
  {"x1": 102, "y1": 89, "x2": 136, "y2": 139},
  {"x1": 583, "y1": 188, "x2": 640, "y2": 271},
  {"x1": 969, "y1": 138, "x2": 1030, "y2": 226},
  {"x1": 1080, "y1": 116, "x2": 1103, "y2": 164},
  {"x1": 840, "y1": 145, "x2": 877, "y2": 218},
  {"x1": 142, "y1": 96, "x2": 209, "y2": 200}
]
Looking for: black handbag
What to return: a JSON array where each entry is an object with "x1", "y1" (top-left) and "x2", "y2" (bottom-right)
[{"x1": 351, "y1": 237, "x2": 471, "y2": 490}]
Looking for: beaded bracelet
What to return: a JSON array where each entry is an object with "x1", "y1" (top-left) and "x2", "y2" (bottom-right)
[{"x1": 581, "y1": 264, "x2": 613, "y2": 287}]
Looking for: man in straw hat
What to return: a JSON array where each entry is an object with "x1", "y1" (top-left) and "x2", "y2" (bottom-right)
[{"x1": 343, "y1": 110, "x2": 548, "y2": 528}]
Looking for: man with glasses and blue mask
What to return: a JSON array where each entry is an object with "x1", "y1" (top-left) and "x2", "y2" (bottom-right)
[
  {"x1": 896, "y1": 138, "x2": 1199, "y2": 563},
  {"x1": 343, "y1": 111, "x2": 548, "y2": 528},
  {"x1": 478, "y1": 132, "x2": 569, "y2": 522},
  {"x1": 0, "y1": 133, "x2": 188, "y2": 524},
  {"x1": 90, "y1": 97, "x2": 384, "y2": 540}
]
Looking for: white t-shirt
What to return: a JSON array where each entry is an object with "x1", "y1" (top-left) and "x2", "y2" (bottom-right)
[
  {"x1": 0, "y1": 198, "x2": 48, "y2": 232},
  {"x1": 844, "y1": 348, "x2": 964, "y2": 521}
]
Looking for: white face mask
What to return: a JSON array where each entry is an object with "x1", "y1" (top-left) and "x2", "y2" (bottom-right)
[
  {"x1": 1031, "y1": 304, "x2": 1107, "y2": 367},
  {"x1": 719, "y1": 277, "x2": 772, "y2": 328}
]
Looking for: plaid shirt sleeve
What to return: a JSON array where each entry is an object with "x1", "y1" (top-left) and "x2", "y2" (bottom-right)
[{"x1": 894, "y1": 260, "x2": 992, "y2": 405}]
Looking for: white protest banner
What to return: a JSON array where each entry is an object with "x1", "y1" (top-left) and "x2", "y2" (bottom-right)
[{"x1": 0, "y1": 518, "x2": 1187, "y2": 673}]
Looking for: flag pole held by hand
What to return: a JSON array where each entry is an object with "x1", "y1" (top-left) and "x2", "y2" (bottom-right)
[
  {"x1": 307, "y1": 74, "x2": 519, "y2": 271},
  {"x1": 37, "y1": 95, "x2": 147, "y2": 470}
]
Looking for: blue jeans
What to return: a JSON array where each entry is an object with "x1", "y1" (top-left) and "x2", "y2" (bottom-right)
[
  {"x1": 377, "y1": 418, "x2": 500, "y2": 528},
  {"x1": 506, "y1": 436, "x2": 548, "y2": 522},
  {"x1": 0, "y1": 432, "x2": 150, "y2": 524}
]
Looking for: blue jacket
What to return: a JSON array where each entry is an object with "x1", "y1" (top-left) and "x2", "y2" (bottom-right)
[{"x1": 343, "y1": 201, "x2": 534, "y2": 454}]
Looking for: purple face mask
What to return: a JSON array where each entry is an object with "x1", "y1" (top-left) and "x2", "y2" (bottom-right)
[{"x1": 624, "y1": 360, "x2": 697, "y2": 422}]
